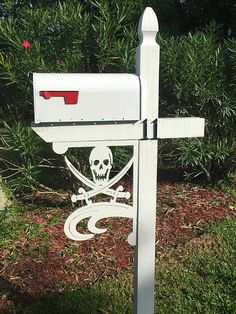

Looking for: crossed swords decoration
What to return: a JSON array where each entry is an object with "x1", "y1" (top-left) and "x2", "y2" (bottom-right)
[{"x1": 64, "y1": 145, "x2": 136, "y2": 246}]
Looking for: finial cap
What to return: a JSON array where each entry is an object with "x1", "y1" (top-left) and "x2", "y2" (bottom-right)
[{"x1": 138, "y1": 7, "x2": 159, "y2": 34}]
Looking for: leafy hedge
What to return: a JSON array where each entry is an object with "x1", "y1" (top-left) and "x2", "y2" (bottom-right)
[
  {"x1": 0, "y1": 1, "x2": 235, "y2": 194},
  {"x1": 159, "y1": 25, "x2": 236, "y2": 181}
]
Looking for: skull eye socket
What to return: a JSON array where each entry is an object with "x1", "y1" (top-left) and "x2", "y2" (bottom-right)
[
  {"x1": 103, "y1": 159, "x2": 109, "y2": 166},
  {"x1": 94, "y1": 160, "x2": 100, "y2": 166}
]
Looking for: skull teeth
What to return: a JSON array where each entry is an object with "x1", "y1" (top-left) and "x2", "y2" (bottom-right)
[
  {"x1": 96, "y1": 174, "x2": 105, "y2": 180},
  {"x1": 93, "y1": 169, "x2": 108, "y2": 183}
]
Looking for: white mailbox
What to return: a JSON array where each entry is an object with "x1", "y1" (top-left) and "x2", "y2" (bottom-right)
[{"x1": 33, "y1": 73, "x2": 140, "y2": 124}]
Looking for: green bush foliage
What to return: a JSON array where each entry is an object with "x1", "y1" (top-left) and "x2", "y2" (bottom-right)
[
  {"x1": 0, "y1": 122, "x2": 64, "y2": 192},
  {"x1": 0, "y1": 1, "x2": 235, "y2": 194},
  {"x1": 159, "y1": 24, "x2": 236, "y2": 181}
]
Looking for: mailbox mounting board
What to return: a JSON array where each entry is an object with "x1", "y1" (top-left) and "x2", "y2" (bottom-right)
[{"x1": 33, "y1": 73, "x2": 140, "y2": 124}]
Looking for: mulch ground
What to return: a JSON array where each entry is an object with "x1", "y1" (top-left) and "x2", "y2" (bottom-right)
[{"x1": 0, "y1": 182, "x2": 235, "y2": 312}]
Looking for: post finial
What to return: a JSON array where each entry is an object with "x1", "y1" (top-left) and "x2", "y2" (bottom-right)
[
  {"x1": 136, "y1": 7, "x2": 160, "y2": 119},
  {"x1": 138, "y1": 7, "x2": 159, "y2": 37}
]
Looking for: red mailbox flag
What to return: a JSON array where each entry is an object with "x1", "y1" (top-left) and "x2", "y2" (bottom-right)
[{"x1": 39, "y1": 91, "x2": 79, "y2": 105}]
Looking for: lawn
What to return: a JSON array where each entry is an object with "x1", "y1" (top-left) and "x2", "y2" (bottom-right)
[
  {"x1": 0, "y1": 182, "x2": 235, "y2": 313},
  {"x1": 20, "y1": 217, "x2": 236, "y2": 314}
]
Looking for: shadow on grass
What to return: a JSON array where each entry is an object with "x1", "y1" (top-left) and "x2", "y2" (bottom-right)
[{"x1": 20, "y1": 275, "x2": 133, "y2": 314}]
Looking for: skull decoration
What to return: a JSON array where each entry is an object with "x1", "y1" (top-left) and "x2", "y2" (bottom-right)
[{"x1": 89, "y1": 146, "x2": 113, "y2": 186}]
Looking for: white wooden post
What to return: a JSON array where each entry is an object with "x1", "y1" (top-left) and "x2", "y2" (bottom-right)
[
  {"x1": 31, "y1": 6, "x2": 205, "y2": 314},
  {"x1": 134, "y1": 7, "x2": 159, "y2": 314}
]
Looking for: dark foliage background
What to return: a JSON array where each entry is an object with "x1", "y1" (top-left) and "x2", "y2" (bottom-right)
[{"x1": 0, "y1": 0, "x2": 235, "y2": 194}]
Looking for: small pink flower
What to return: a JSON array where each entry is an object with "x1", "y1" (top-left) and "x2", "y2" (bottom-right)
[
  {"x1": 22, "y1": 40, "x2": 31, "y2": 49},
  {"x1": 56, "y1": 59, "x2": 61, "y2": 64}
]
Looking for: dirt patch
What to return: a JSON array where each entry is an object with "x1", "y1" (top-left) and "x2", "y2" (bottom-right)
[{"x1": 0, "y1": 182, "x2": 235, "y2": 311}]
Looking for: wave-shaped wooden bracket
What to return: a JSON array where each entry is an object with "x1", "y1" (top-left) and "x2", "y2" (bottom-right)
[{"x1": 64, "y1": 202, "x2": 136, "y2": 245}]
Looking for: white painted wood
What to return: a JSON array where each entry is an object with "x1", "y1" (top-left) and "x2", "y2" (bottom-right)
[
  {"x1": 134, "y1": 7, "x2": 159, "y2": 314},
  {"x1": 157, "y1": 117, "x2": 205, "y2": 138},
  {"x1": 129, "y1": 142, "x2": 139, "y2": 247},
  {"x1": 52, "y1": 140, "x2": 136, "y2": 155},
  {"x1": 33, "y1": 73, "x2": 140, "y2": 123},
  {"x1": 136, "y1": 7, "x2": 159, "y2": 121},
  {"x1": 134, "y1": 140, "x2": 158, "y2": 314},
  {"x1": 32, "y1": 121, "x2": 144, "y2": 146},
  {"x1": 63, "y1": 143, "x2": 136, "y2": 244},
  {"x1": 64, "y1": 202, "x2": 135, "y2": 241},
  {"x1": 65, "y1": 152, "x2": 133, "y2": 202}
]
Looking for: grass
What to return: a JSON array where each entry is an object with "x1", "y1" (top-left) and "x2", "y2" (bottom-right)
[
  {"x1": 0, "y1": 207, "x2": 25, "y2": 242},
  {"x1": 22, "y1": 275, "x2": 133, "y2": 314},
  {"x1": 0, "y1": 207, "x2": 51, "y2": 259},
  {"x1": 20, "y1": 217, "x2": 236, "y2": 314},
  {"x1": 155, "y1": 217, "x2": 236, "y2": 313}
]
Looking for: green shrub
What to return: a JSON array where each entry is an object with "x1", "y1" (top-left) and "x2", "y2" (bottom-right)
[
  {"x1": 0, "y1": 1, "x2": 235, "y2": 193},
  {"x1": 0, "y1": 122, "x2": 64, "y2": 193},
  {"x1": 159, "y1": 24, "x2": 236, "y2": 181}
]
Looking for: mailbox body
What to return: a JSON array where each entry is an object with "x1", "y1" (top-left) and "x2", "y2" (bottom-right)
[{"x1": 33, "y1": 73, "x2": 140, "y2": 124}]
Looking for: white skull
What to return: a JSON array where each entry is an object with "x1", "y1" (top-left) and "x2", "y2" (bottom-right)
[{"x1": 89, "y1": 146, "x2": 113, "y2": 186}]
